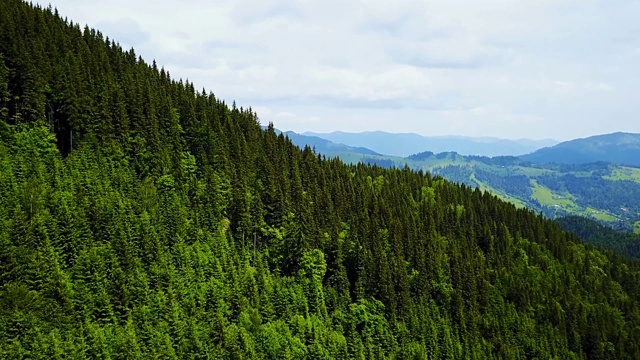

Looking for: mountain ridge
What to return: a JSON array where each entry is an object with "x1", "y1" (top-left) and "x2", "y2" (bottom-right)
[
  {"x1": 303, "y1": 130, "x2": 558, "y2": 157},
  {"x1": 521, "y1": 132, "x2": 640, "y2": 166}
]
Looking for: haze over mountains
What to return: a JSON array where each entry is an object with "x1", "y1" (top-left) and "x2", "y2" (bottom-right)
[
  {"x1": 263, "y1": 127, "x2": 381, "y2": 156},
  {"x1": 303, "y1": 131, "x2": 559, "y2": 157},
  {"x1": 292, "y1": 129, "x2": 640, "y2": 168},
  {"x1": 285, "y1": 131, "x2": 640, "y2": 167}
]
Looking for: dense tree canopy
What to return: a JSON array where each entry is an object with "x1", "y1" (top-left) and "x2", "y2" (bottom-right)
[
  {"x1": 2, "y1": 1, "x2": 640, "y2": 359},
  {"x1": 556, "y1": 216, "x2": 640, "y2": 260}
]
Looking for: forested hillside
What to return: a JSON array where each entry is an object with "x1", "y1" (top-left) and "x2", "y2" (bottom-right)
[
  {"x1": 556, "y1": 216, "x2": 640, "y2": 260},
  {"x1": 333, "y1": 150, "x2": 640, "y2": 233},
  {"x1": 2, "y1": 1, "x2": 640, "y2": 359}
]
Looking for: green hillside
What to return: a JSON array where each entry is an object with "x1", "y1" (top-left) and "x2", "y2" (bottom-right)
[{"x1": 3, "y1": 2, "x2": 640, "y2": 359}]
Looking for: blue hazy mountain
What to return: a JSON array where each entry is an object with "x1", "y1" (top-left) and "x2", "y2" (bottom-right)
[
  {"x1": 521, "y1": 132, "x2": 640, "y2": 166},
  {"x1": 262, "y1": 127, "x2": 380, "y2": 155},
  {"x1": 303, "y1": 131, "x2": 558, "y2": 157}
]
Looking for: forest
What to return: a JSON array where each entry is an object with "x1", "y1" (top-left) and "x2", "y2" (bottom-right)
[
  {"x1": 555, "y1": 216, "x2": 640, "y2": 261},
  {"x1": 2, "y1": 1, "x2": 640, "y2": 359}
]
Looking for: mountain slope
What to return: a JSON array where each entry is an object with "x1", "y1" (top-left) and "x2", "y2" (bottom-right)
[
  {"x1": 304, "y1": 131, "x2": 558, "y2": 157},
  {"x1": 556, "y1": 216, "x2": 640, "y2": 259},
  {"x1": 522, "y1": 132, "x2": 640, "y2": 166},
  {"x1": 2, "y1": 2, "x2": 640, "y2": 359}
]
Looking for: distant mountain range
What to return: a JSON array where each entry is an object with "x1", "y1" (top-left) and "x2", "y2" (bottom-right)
[
  {"x1": 293, "y1": 130, "x2": 640, "y2": 168},
  {"x1": 303, "y1": 131, "x2": 558, "y2": 157},
  {"x1": 262, "y1": 127, "x2": 380, "y2": 155},
  {"x1": 521, "y1": 132, "x2": 640, "y2": 167}
]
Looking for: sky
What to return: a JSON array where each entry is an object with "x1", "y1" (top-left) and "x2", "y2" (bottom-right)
[{"x1": 38, "y1": 0, "x2": 640, "y2": 140}]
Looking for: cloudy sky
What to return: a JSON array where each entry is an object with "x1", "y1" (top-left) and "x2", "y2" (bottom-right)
[{"x1": 39, "y1": 0, "x2": 640, "y2": 140}]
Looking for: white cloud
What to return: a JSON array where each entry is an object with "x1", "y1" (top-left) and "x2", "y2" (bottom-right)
[{"x1": 38, "y1": 0, "x2": 640, "y2": 140}]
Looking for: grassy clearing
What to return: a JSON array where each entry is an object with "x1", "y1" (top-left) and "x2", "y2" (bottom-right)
[
  {"x1": 634, "y1": 221, "x2": 640, "y2": 234},
  {"x1": 470, "y1": 173, "x2": 488, "y2": 191},
  {"x1": 585, "y1": 207, "x2": 617, "y2": 222},
  {"x1": 500, "y1": 194, "x2": 527, "y2": 209},
  {"x1": 530, "y1": 180, "x2": 617, "y2": 222},
  {"x1": 604, "y1": 167, "x2": 640, "y2": 183},
  {"x1": 530, "y1": 180, "x2": 576, "y2": 208}
]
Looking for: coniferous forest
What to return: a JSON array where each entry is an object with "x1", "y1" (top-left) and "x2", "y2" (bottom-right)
[{"x1": 2, "y1": 1, "x2": 640, "y2": 359}]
